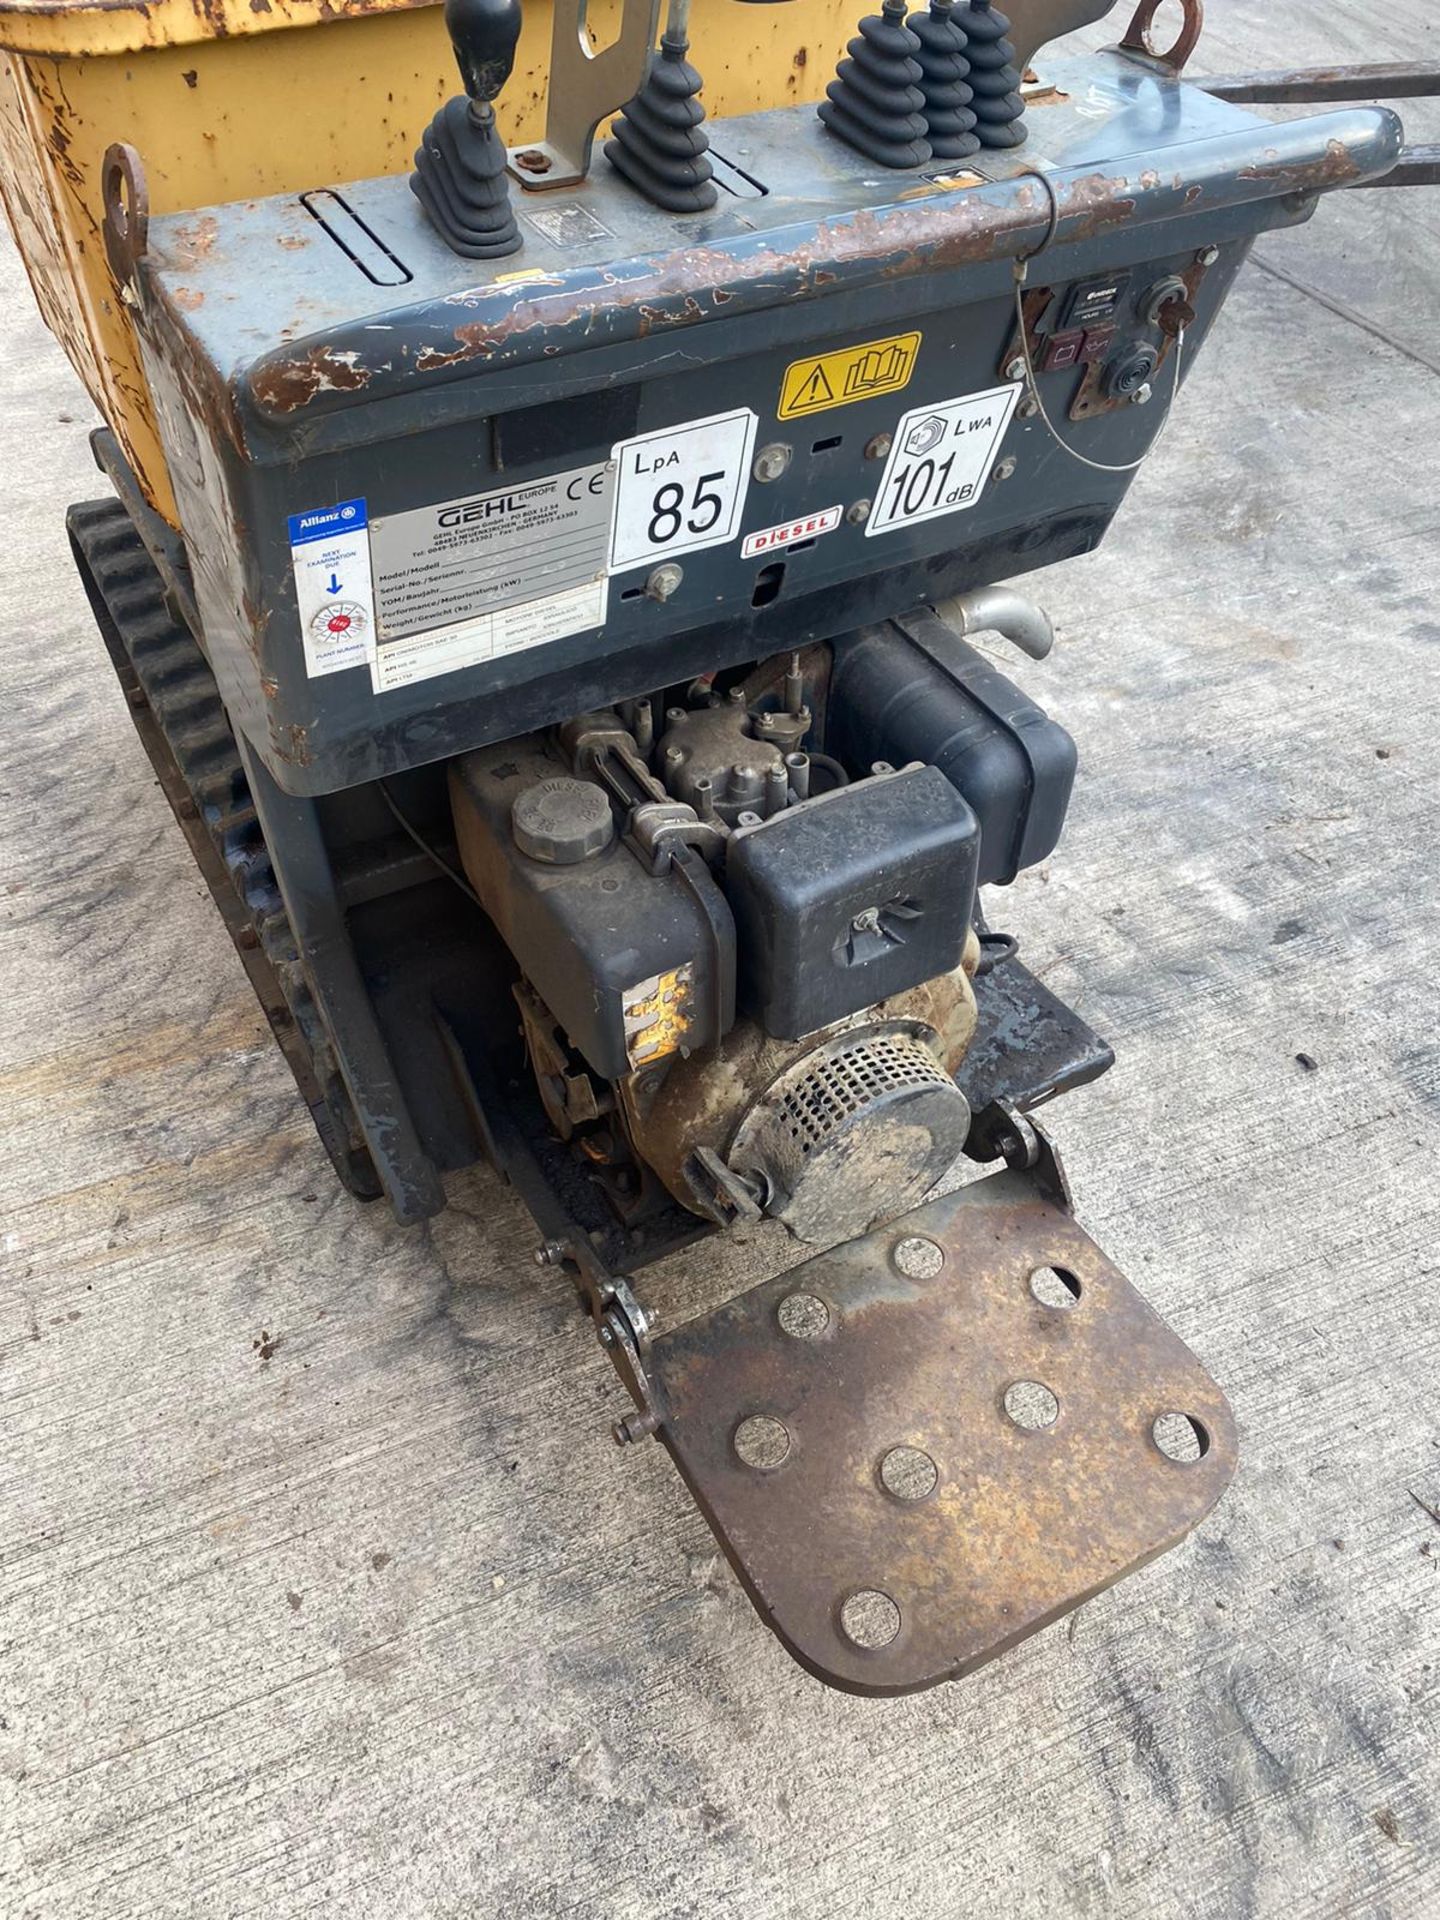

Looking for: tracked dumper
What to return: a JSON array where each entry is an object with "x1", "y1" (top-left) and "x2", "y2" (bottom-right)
[{"x1": 2, "y1": 0, "x2": 1423, "y2": 1691}]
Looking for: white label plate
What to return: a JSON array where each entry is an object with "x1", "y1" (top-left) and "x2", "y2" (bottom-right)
[
  {"x1": 288, "y1": 498, "x2": 375, "y2": 678},
  {"x1": 866, "y1": 385, "x2": 1022, "y2": 538},
  {"x1": 370, "y1": 578, "x2": 609, "y2": 694},
  {"x1": 609, "y1": 408, "x2": 758, "y2": 573},
  {"x1": 367, "y1": 463, "x2": 611, "y2": 693}
]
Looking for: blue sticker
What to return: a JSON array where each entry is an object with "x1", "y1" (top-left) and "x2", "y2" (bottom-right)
[{"x1": 288, "y1": 498, "x2": 368, "y2": 546}]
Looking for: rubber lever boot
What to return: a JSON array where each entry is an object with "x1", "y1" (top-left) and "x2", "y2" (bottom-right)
[
  {"x1": 412, "y1": 0, "x2": 524, "y2": 258},
  {"x1": 605, "y1": 28, "x2": 718, "y2": 212},
  {"x1": 963, "y1": 0, "x2": 1027, "y2": 149},
  {"x1": 818, "y1": 0, "x2": 932, "y2": 170},
  {"x1": 910, "y1": 0, "x2": 980, "y2": 160}
]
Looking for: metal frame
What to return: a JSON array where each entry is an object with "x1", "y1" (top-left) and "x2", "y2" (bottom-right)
[
  {"x1": 1197, "y1": 61, "x2": 1440, "y2": 188},
  {"x1": 506, "y1": 0, "x2": 663, "y2": 189}
]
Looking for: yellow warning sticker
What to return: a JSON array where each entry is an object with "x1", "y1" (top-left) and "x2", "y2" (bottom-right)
[
  {"x1": 622, "y1": 963, "x2": 694, "y2": 1067},
  {"x1": 777, "y1": 331, "x2": 922, "y2": 420}
]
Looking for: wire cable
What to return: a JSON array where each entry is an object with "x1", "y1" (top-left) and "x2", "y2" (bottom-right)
[
  {"x1": 377, "y1": 778, "x2": 485, "y2": 910},
  {"x1": 1009, "y1": 164, "x2": 1186, "y2": 477}
]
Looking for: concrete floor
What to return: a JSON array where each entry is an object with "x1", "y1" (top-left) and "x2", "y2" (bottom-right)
[{"x1": 2, "y1": 3, "x2": 1438, "y2": 1914}]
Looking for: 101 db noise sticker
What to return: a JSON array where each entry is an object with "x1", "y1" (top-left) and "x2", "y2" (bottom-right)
[
  {"x1": 867, "y1": 385, "x2": 1021, "y2": 538},
  {"x1": 608, "y1": 408, "x2": 758, "y2": 573}
]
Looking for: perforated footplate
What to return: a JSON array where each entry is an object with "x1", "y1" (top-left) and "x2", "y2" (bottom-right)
[{"x1": 647, "y1": 1163, "x2": 1236, "y2": 1695}]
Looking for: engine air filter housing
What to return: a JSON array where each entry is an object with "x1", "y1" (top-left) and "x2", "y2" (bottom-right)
[{"x1": 728, "y1": 1023, "x2": 971, "y2": 1243}]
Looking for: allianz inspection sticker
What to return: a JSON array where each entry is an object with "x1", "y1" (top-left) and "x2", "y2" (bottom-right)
[
  {"x1": 866, "y1": 385, "x2": 1021, "y2": 538},
  {"x1": 287, "y1": 498, "x2": 375, "y2": 678}
]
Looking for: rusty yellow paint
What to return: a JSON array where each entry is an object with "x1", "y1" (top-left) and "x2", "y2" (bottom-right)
[
  {"x1": 0, "y1": 0, "x2": 436, "y2": 58},
  {"x1": 0, "y1": 0, "x2": 854, "y2": 524}
]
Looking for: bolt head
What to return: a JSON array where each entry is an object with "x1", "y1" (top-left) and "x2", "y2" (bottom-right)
[
  {"x1": 645, "y1": 562, "x2": 684, "y2": 602},
  {"x1": 1197, "y1": 244, "x2": 1220, "y2": 266},
  {"x1": 845, "y1": 498, "x2": 872, "y2": 526},
  {"x1": 992, "y1": 456, "x2": 1018, "y2": 483},
  {"x1": 1005, "y1": 356, "x2": 1028, "y2": 383},
  {"x1": 753, "y1": 442, "x2": 792, "y2": 483},
  {"x1": 864, "y1": 432, "x2": 892, "y2": 461},
  {"x1": 1130, "y1": 382, "x2": 1154, "y2": 407},
  {"x1": 1018, "y1": 397, "x2": 1039, "y2": 420}
]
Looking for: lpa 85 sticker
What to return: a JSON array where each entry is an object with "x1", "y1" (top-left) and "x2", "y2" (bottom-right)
[{"x1": 609, "y1": 408, "x2": 757, "y2": 573}]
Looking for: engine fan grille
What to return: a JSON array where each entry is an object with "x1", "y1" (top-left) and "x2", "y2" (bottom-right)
[
  {"x1": 729, "y1": 1023, "x2": 972, "y2": 1243},
  {"x1": 776, "y1": 1035, "x2": 957, "y2": 1157}
]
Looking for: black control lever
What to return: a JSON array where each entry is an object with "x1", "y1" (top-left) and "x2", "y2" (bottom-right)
[{"x1": 411, "y1": 0, "x2": 524, "y2": 258}]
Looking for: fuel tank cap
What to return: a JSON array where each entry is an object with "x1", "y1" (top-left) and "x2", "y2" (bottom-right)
[{"x1": 511, "y1": 777, "x2": 615, "y2": 865}]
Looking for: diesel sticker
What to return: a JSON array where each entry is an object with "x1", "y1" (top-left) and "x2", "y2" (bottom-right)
[
  {"x1": 368, "y1": 462, "x2": 610, "y2": 693},
  {"x1": 866, "y1": 384, "x2": 1021, "y2": 539},
  {"x1": 741, "y1": 506, "x2": 842, "y2": 559},
  {"x1": 287, "y1": 498, "x2": 375, "y2": 678},
  {"x1": 777, "y1": 332, "x2": 921, "y2": 421},
  {"x1": 609, "y1": 408, "x2": 757, "y2": 573}
]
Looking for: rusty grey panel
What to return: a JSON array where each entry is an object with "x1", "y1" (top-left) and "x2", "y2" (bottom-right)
[{"x1": 649, "y1": 1168, "x2": 1236, "y2": 1694}]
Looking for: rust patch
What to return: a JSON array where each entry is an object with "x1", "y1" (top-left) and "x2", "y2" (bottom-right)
[
  {"x1": 248, "y1": 151, "x2": 1347, "y2": 418},
  {"x1": 167, "y1": 213, "x2": 218, "y2": 267},
  {"x1": 172, "y1": 286, "x2": 203, "y2": 311},
  {"x1": 1237, "y1": 138, "x2": 1362, "y2": 193},
  {"x1": 650, "y1": 1168, "x2": 1236, "y2": 1696},
  {"x1": 250, "y1": 343, "x2": 371, "y2": 412},
  {"x1": 414, "y1": 341, "x2": 476, "y2": 372},
  {"x1": 456, "y1": 179, "x2": 1131, "y2": 360},
  {"x1": 243, "y1": 176, "x2": 1143, "y2": 414}
]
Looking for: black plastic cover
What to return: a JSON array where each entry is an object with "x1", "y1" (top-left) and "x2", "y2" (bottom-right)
[
  {"x1": 827, "y1": 610, "x2": 1076, "y2": 886},
  {"x1": 725, "y1": 764, "x2": 979, "y2": 1041},
  {"x1": 451, "y1": 741, "x2": 734, "y2": 1079}
]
